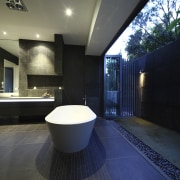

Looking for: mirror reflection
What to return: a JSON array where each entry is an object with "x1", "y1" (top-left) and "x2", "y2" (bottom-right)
[{"x1": 0, "y1": 40, "x2": 19, "y2": 94}]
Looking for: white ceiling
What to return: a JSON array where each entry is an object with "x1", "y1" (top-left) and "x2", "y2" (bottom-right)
[{"x1": 0, "y1": 0, "x2": 144, "y2": 56}]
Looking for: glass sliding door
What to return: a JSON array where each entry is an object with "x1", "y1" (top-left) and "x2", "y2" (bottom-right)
[{"x1": 104, "y1": 55, "x2": 121, "y2": 118}]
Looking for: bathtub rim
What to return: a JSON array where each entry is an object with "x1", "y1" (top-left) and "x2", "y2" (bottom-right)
[{"x1": 45, "y1": 105, "x2": 97, "y2": 125}]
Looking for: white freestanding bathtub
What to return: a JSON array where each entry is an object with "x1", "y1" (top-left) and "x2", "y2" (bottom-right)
[{"x1": 45, "y1": 105, "x2": 97, "y2": 153}]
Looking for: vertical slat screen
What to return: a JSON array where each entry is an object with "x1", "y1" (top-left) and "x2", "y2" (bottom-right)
[
  {"x1": 121, "y1": 59, "x2": 138, "y2": 117},
  {"x1": 104, "y1": 56, "x2": 139, "y2": 118},
  {"x1": 104, "y1": 56, "x2": 121, "y2": 118}
]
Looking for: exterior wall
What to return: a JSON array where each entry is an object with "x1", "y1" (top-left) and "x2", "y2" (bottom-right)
[
  {"x1": 136, "y1": 39, "x2": 180, "y2": 132},
  {"x1": 62, "y1": 45, "x2": 103, "y2": 116}
]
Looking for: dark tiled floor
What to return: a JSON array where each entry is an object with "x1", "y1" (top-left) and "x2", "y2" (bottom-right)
[
  {"x1": 116, "y1": 117, "x2": 180, "y2": 169},
  {"x1": 0, "y1": 118, "x2": 168, "y2": 180}
]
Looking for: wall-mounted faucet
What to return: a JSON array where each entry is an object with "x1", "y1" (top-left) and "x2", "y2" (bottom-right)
[
  {"x1": 1, "y1": 81, "x2": 4, "y2": 89},
  {"x1": 83, "y1": 94, "x2": 87, "y2": 106}
]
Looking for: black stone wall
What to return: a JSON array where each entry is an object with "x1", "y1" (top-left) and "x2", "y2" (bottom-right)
[
  {"x1": 62, "y1": 45, "x2": 103, "y2": 116},
  {"x1": 138, "y1": 39, "x2": 180, "y2": 132},
  {"x1": 63, "y1": 45, "x2": 85, "y2": 105},
  {"x1": 85, "y1": 55, "x2": 103, "y2": 115}
]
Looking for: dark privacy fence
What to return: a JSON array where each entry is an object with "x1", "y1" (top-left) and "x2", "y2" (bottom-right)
[
  {"x1": 104, "y1": 55, "x2": 141, "y2": 118},
  {"x1": 137, "y1": 39, "x2": 180, "y2": 132},
  {"x1": 119, "y1": 39, "x2": 180, "y2": 132},
  {"x1": 121, "y1": 59, "x2": 139, "y2": 117}
]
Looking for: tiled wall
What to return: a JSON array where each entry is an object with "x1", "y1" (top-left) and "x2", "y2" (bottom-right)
[
  {"x1": 137, "y1": 39, "x2": 180, "y2": 132},
  {"x1": 19, "y1": 39, "x2": 60, "y2": 97},
  {"x1": 19, "y1": 39, "x2": 103, "y2": 115},
  {"x1": 62, "y1": 44, "x2": 103, "y2": 115}
]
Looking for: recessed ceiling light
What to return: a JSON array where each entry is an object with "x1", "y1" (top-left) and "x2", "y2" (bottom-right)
[
  {"x1": 36, "y1": 34, "x2": 40, "y2": 38},
  {"x1": 3, "y1": 31, "x2": 7, "y2": 35},
  {"x1": 65, "y1": 8, "x2": 72, "y2": 16}
]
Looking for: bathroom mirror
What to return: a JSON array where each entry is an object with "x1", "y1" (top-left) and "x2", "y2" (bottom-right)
[{"x1": 0, "y1": 39, "x2": 19, "y2": 94}]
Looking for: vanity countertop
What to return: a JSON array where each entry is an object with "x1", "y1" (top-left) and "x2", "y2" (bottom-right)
[{"x1": 0, "y1": 97, "x2": 54, "y2": 102}]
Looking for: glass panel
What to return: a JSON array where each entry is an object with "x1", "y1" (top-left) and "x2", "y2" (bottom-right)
[
  {"x1": 104, "y1": 55, "x2": 121, "y2": 117},
  {"x1": 4, "y1": 67, "x2": 13, "y2": 92}
]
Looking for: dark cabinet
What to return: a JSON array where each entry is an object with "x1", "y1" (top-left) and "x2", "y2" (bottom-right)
[{"x1": 0, "y1": 99, "x2": 54, "y2": 116}]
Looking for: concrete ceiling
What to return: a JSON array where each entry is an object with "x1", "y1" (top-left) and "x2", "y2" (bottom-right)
[{"x1": 0, "y1": 0, "x2": 146, "y2": 57}]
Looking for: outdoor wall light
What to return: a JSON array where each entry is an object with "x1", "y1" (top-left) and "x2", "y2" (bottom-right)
[
  {"x1": 139, "y1": 69, "x2": 144, "y2": 74},
  {"x1": 139, "y1": 72, "x2": 145, "y2": 87},
  {"x1": 5, "y1": 0, "x2": 28, "y2": 11}
]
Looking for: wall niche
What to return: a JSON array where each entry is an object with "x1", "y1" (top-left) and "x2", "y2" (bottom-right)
[{"x1": 27, "y1": 75, "x2": 63, "y2": 89}]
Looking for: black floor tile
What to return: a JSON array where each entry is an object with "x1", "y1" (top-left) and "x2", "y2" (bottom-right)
[
  {"x1": 105, "y1": 157, "x2": 165, "y2": 180},
  {"x1": 35, "y1": 123, "x2": 48, "y2": 131},
  {"x1": 0, "y1": 118, "x2": 172, "y2": 180},
  {"x1": 0, "y1": 146, "x2": 13, "y2": 160},
  {"x1": 99, "y1": 136, "x2": 138, "y2": 160},
  {"x1": 94, "y1": 125, "x2": 122, "y2": 138},
  {"x1": 94, "y1": 118, "x2": 109, "y2": 127},
  {"x1": 0, "y1": 131, "x2": 27, "y2": 146},
  {"x1": 20, "y1": 130, "x2": 49, "y2": 144},
  {"x1": 0, "y1": 169, "x2": 43, "y2": 180},
  {"x1": 0, "y1": 143, "x2": 45, "y2": 172},
  {"x1": 35, "y1": 131, "x2": 108, "y2": 180}
]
